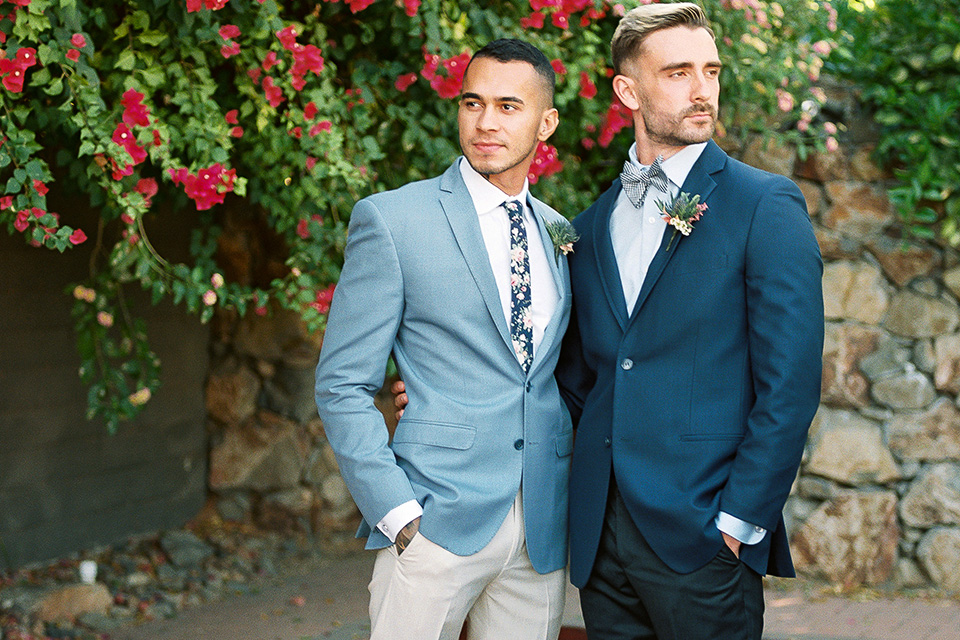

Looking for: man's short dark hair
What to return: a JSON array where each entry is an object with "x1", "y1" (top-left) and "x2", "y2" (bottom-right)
[{"x1": 467, "y1": 38, "x2": 556, "y2": 104}]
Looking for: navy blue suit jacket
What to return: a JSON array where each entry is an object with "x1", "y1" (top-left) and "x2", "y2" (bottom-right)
[{"x1": 558, "y1": 140, "x2": 824, "y2": 586}]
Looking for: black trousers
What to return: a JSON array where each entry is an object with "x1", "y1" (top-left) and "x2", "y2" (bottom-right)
[{"x1": 579, "y1": 482, "x2": 764, "y2": 640}]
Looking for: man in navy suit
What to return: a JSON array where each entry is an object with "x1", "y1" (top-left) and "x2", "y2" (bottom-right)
[{"x1": 557, "y1": 3, "x2": 824, "y2": 639}]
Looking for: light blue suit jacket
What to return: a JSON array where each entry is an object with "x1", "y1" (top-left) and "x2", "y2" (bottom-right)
[{"x1": 315, "y1": 160, "x2": 573, "y2": 574}]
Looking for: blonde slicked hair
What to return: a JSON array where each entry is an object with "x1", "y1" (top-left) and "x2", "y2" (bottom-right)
[{"x1": 611, "y1": 2, "x2": 714, "y2": 75}]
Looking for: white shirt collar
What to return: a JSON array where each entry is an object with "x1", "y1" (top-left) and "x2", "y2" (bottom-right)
[
  {"x1": 458, "y1": 157, "x2": 531, "y2": 217},
  {"x1": 627, "y1": 142, "x2": 708, "y2": 190}
]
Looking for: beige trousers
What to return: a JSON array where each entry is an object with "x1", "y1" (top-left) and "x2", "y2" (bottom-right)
[{"x1": 368, "y1": 491, "x2": 566, "y2": 640}]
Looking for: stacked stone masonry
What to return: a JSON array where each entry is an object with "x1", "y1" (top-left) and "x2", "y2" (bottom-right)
[{"x1": 205, "y1": 133, "x2": 960, "y2": 594}]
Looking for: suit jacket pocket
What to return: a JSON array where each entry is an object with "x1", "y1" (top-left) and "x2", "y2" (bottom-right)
[
  {"x1": 679, "y1": 433, "x2": 744, "y2": 442},
  {"x1": 392, "y1": 420, "x2": 477, "y2": 450},
  {"x1": 672, "y1": 252, "x2": 729, "y2": 277}
]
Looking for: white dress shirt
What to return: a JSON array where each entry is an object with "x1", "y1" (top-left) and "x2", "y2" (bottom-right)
[
  {"x1": 611, "y1": 142, "x2": 766, "y2": 547},
  {"x1": 376, "y1": 158, "x2": 559, "y2": 542}
]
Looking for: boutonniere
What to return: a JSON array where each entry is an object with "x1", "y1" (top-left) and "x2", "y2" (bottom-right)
[
  {"x1": 657, "y1": 191, "x2": 707, "y2": 251},
  {"x1": 545, "y1": 219, "x2": 580, "y2": 264}
]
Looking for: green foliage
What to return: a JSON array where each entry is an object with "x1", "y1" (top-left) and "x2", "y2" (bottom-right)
[
  {"x1": 0, "y1": 0, "x2": 836, "y2": 431},
  {"x1": 829, "y1": 0, "x2": 960, "y2": 242}
]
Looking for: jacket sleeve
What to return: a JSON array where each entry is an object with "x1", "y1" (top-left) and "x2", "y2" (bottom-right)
[
  {"x1": 314, "y1": 197, "x2": 417, "y2": 529},
  {"x1": 720, "y1": 177, "x2": 824, "y2": 530}
]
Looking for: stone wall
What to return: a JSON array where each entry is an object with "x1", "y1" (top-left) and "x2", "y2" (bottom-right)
[{"x1": 204, "y1": 124, "x2": 960, "y2": 594}]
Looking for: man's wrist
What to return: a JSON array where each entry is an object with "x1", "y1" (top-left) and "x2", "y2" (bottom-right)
[{"x1": 394, "y1": 517, "x2": 420, "y2": 555}]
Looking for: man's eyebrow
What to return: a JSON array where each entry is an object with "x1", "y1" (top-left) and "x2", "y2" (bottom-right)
[
  {"x1": 660, "y1": 60, "x2": 723, "y2": 72},
  {"x1": 459, "y1": 92, "x2": 525, "y2": 104}
]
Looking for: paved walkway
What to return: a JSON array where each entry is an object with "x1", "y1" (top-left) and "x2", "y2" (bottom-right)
[{"x1": 106, "y1": 552, "x2": 960, "y2": 640}]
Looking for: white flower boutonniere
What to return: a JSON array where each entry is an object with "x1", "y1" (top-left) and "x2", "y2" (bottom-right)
[
  {"x1": 545, "y1": 220, "x2": 580, "y2": 264},
  {"x1": 657, "y1": 191, "x2": 707, "y2": 251}
]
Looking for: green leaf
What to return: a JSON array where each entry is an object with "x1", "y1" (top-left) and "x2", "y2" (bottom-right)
[
  {"x1": 117, "y1": 49, "x2": 136, "y2": 70},
  {"x1": 5, "y1": 177, "x2": 21, "y2": 194},
  {"x1": 138, "y1": 31, "x2": 167, "y2": 47},
  {"x1": 44, "y1": 78, "x2": 64, "y2": 96}
]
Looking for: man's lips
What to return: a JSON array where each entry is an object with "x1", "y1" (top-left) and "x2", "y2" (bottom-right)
[{"x1": 471, "y1": 140, "x2": 504, "y2": 152}]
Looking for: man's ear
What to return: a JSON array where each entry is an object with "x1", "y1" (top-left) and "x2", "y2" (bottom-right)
[
  {"x1": 538, "y1": 107, "x2": 560, "y2": 142},
  {"x1": 612, "y1": 74, "x2": 640, "y2": 111}
]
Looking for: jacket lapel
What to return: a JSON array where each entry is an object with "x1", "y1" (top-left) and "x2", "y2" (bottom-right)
[
  {"x1": 528, "y1": 199, "x2": 569, "y2": 375},
  {"x1": 593, "y1": 181, "x2": 629, "y2": 331},
  {"x1": 437, "y1": 163, "x2": 514, "y2": 355},
  {"x1": 627, "y1": 141, "x2": 724, "y2": 327}
]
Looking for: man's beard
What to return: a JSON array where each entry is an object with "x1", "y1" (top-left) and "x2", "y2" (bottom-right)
[{"x1": 642, "y1": 102, "x2": 718, "y2": 147}]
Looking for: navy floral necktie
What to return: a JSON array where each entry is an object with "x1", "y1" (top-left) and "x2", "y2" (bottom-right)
[
  {"x1": 620, "y1": 154, "x2": 669, "y2": 209},
  {"x1": 504, "y1": 200, "x2": 533, "y2": 373}
]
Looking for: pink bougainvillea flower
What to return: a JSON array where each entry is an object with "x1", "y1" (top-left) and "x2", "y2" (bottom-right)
[
  {"x1": 135, "y1": 177, "x2": 158, "y2": 204},
  {"x1": 420, "y1": 51, "x2": 469, "y2": 99},
  {"x1": 304, "y1": 101, "x2": 318, "y2": 119},
  {"x1": 262, "y1": 76, "x2": 284, "y2": 107},
  {"x1": 520, "y1": 11, "x2": 545, "y2": 29},
  {"x1": 289, "y1": 126, "x2": 302, "y2": 139},
  {"x1": 578, "y1": 71, "x2": 597, "y2": 99},
  {"x1": 262, "y1": 51, "x2": 279, "y2": 71},
  {"x1": 97, "y1": 311, "x2": 113, "y2": 327},
  {"x1": 598, "y1": 99, "x2": 632, "y2": 147},
  {"x1": 224, "y1": 109, "x2": 239, "y2": 124},
  {"x1": 394, "y1": 72, "x2": 417, "y2": 92},
  {"x1": 120, "y1": 88, "x2": 151, "y2": 127},
  {"x1": 219, "y1": 24, "x2": 240, "y2": 40},
  {"x1": 112, "y1": 123, "x2": 147, "y2": 164},
  {"x1": 551, "y1": 12, "x2": 570, "y2": 29},
  {"x1": 310, "y1": 284, "x2": 336, "y2": 314},
  {"x1": 0, "y1": 196, "x2": 12, "y2": 210},
  {"x1": 346, "y1": 0, "x2": 374, "y2": 12},
  {"x1": 403, "y1": 0, "x2": 421, "y2": 16},
  {"x1": 111, "y1": 160, "x2": 134, "y2": 181},
  {"x1": 14, "y1": 209, "x2": 29, "y2": 232},
  {"x1": 15, "y1": 47, "x2": 36, "y2": 67},
  {"x1": 33, "y1": 179, "x2": 48, "y2": 196},
  {"x1": 69, "y1": 228, "x2": 87, "y2": 245},
  {"x1": 527, "y1": 141, "x2": 563, "y2": 184},
  {"x1": 71, "y1": 33, "x2": 86, "y2": 48},
  {"x1": 152, "y1": 129, "x2": 163, "y2": 146},
  {"x1": 0, "y1": 58, "x2": 26, "y2": 92},
  {"x1": 202, "y1": 289, "x2": 217, "y2": 306},
  {"x1": 230, "y1": 126, "x2": 243, "y2": 138},
  {"x1": 550, "y1": 59, "x2": 567, "y2": 75},
  {"x1": 276, "y1": 25, "x2": 297, "y2": 50},
  {"x1": 66, "y1": 49, "x2": 81, "y2": 62},
  {"x1": 169, "y1": 163, "x2": 237, "y2": 210},
  {"x1": 309, "y1": 121, "x2": 331, "y2": 136},
  {"x1": 221, "y1": 42, "x2": 241, "y2": 58},
  {"x1": 186, "y1": 0, "x2": 230, "y2": 12},
  {"x1": 305, "y1": 156, "x2": 317, "y2": 171},
  {"x1": 296, "y1": 214, "x2": 324, "y2": 239}
]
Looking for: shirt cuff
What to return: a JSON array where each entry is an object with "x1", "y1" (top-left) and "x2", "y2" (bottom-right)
[
  {"x1": 715, "y1": 511, "x2": 766, "y2": 545},
  {"x1": 376, "y1": 500, "x2": 423, "y2": 543}
]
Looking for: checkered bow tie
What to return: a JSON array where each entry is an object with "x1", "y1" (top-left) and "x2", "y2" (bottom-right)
[{"x1": 620, "y1": 155, "x2": 670, "y2": 209}]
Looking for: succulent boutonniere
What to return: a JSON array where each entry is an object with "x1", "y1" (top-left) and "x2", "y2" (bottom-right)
[
  {"x1": 657, "y1": 191, "x2": 707, "y2": 251},
  {"x1": 545, "y1": 219, "x2": 580, "y2": 264}
]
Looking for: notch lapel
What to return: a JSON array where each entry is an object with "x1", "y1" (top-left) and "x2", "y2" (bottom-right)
[
  {"x1": 527, "y1": 200, "x2": 569, "y2": 374},
  {"x1": 437, "y1": 165, "x2": 514, "y2": 355},
  {"x1": 594, "y1": 181, "x2": 629, "y2": 331},
  {"x1": 626, "y1": 141, "x2": 723, "y2": 327}
]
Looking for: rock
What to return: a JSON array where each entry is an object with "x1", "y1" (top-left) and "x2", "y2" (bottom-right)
[
  {"x1": 796, "y1": 179, "x2": 823, "y2": 217},
  {"x1": 742, "y1": 136, "x2": 796, "y2": 177},
  {"x1": 859, "y1": 336, "x2": 911, "y2": 382},
  {"x1": 234, "y1": 308, "x2": 323, "y2": 363},
  {"x1": 866, "y1": 237, "x2": 939, "y2": 287},
  {"x1": 887, "y1": 399, "x2": 960, "y2": 461},
  {"x1": 256, "y1": 488, "x2": 316, "y2": 533},
  {"x1": 209, "y1": 411, "x2": 309, "y2": 491},
  {"x1": 320, "y1": 475, "x2": 353, "y2": 511},
  {"x1": 796, "y1": 149, "x2": 850, "y2": 182},
  {"x1": 792, "y1": 491, "x2": 900, "y2": 587},
  {"x1": 77, "y1": 611, "x2": 124, "y2": 631},
  {"x1": 805, "y1": 416, "x2": 900, "y2": 485},
  {"x1": 821, "y1": 323, "x2": 883, "y2": 408},
  {"x1": 822, "y1": 260, "x2": 889, "y2": 323},
  {"x1": 160, "y1": 530, "x2": 215, "y2": 569},
  {"x1": 945, "y1": 265, "x2": 960, "y2": 301},
  {"x1": 914, "y1": 339, "x2": 937, "y2": 373},
  {"x1": 157, "y1": 563, "x2": 189, "y2": 591},
  {"x1": 815, "y1": 225, "x2": 861, "y2": 260},
  {"x1": 900, "y1": 464, "x2": 960, "y2": 528},
  {"x1": 934, "y1": 333, "x2": 960, "y2": 394},
  {"x1": 884, "y1": 289, "x2": 960, "y2": 338},
  {"x1": 870, "y1": 368, "x2": 937, "y2": 410},
  {"x1": 215, "y1": 492, "x2": 252, "y2": 522},
  {"x1": 822, "y1": 182, "x2": 895, "y2": 239},
  {"x1": 916, "y1": 527, "x2": 960, "y2": 592},
  {"x1": 893, "y1": 558, "x2": 929, "y2": 589},
  {"x1": 850, "y1": 146, "x2": 886, "y2": 182},
  {"x1": 32, "y1": 584, "x2": 112, "y2": 624},
  {"x1": 796, "y1": 476, "x2": 841, "y2": 500},
  {"x1": 262, "y1": 365, "x2": 320, "y2": 423},
  {"x1": 205, "y1": 362, "x2": 260, "y2": 425}
]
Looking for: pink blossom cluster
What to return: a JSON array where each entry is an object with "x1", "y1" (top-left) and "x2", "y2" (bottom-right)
[
  {"x1": 521, "y1": 0, "x2": 606, "y2": 30},
  {"x1": 420, "y1": 51, "x2": 470, "y2": 99},
  {"x1": 185, "y1": 0, "x2": 230, "y2": 12},
  {"x1": 66, "y1": 33, "x2": 86, "y2": 62},
  {"x1": 296, "y1": 214, "x2": 324, "y2": 239},
  {"x1": 527, "y1": 142, "x2": 563, "y2": 184},
  {"x1": 168, "y1": 163, "x2": 237, "y2": 210},
  {"x1": 596, "y1": 99, "x2": 632, "y2": 148},
  {"x1": 0, "y1": 46, "x2": 36, "y2": 92},
  {"x1": 310, "y1": 284, "x2": 336, "y2": 314},
  {"x1": 109, "y1": 89, "x2": 155, "y2": 180},
  {"x1": 323, "y1": 0, "x2": 376, "y2": 13},
  {"x1": 219, "y1": 24, "x2": 241, "y2": 58},
  {"x1": 10, "y1": 205, "x2": 86, "y2": 246}
]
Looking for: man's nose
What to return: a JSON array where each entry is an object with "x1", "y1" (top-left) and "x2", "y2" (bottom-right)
[{"x1": 476, "y1": 105, "x2": 499, "y2": 130}]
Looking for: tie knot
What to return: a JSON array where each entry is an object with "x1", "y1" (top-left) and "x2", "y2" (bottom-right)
[
  {"x1": 503, "y1": 199, "x2": 523, "y2": 220},
  {"x1": 620, "y1": 155, "x2": 670, "y2": 209}
]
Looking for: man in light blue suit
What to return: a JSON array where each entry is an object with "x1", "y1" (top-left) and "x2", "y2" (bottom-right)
[
  {"x1": 315, "y1": 39, "x2": 573, "y2": 640},
  {"x1": 557, "y1": 4, "x2": 824, "y2": 640}
]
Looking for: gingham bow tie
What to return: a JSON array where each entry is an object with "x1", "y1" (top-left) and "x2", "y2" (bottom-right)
[{"x1": 620, "y1": 155, "x2": 670, "y2": 209}]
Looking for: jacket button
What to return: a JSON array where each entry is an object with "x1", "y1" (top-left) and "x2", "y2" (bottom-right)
[
  {"x1": 514, "y1": 439, "x2": 524, "y2": 450},
  {"x1": 621, "y1": 358, "x2": 634, "y2": 370},
  {"x1": 525, "y1": 382, "x2": 531, "y2": 393},
  {"x1": 604, "y1": 437, "x2": 611, "y2": 447}
]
